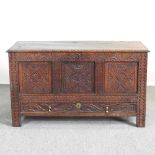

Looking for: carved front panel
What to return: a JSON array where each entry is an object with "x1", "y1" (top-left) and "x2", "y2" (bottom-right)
[
  {"x1": 62, "y1": 62, "x2": 95, "y2": 93},
  {"x1": 21, "y1": 102, "x2": 136, "y2": 113},
  {"x1": 104, "y1": 62, "x2": 138, "y2": 93},
  {"x1": 19, "y1": 62, "x2": 52, "y2": 94}
]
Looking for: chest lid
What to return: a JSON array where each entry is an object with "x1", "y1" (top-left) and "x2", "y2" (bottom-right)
[{"x1": 7, "y1": 41, "x2": 149, "y2": 52}]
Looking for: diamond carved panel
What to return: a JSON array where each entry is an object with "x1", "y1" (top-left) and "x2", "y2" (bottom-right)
[
  {"x1": 62, "y1": 62, "x2": 95, "y2": 93},
  {"x1": 104, "y1": 62, "x2": 138, "y2": 93},
  {"x1": 19, "y1": 62, "x2": 52, "y2": 94}
]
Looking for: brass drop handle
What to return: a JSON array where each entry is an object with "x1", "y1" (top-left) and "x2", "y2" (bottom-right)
[
  {"x1": 105, "y1": 106, "x2": 109, "y2": 113},
  {"x1": 48, "y1": 105, "x2": 52, "y2": 112},
  {"x1": 75, "y1": 102, "x2": 82, "y2": 109}
]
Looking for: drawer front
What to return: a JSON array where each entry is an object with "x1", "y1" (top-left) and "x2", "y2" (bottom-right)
[{"x1": 21, "y1": 102, "x2": 137, "y2": 114}]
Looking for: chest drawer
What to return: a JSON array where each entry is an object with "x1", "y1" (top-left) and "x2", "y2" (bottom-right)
[{"x1": 21, "y1": 102, "x2": 137, "y2": 116}]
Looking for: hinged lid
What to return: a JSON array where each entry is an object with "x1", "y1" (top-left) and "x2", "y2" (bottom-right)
[{"x1": 7, "y1": 41, "x2": 149, "y2": 52}]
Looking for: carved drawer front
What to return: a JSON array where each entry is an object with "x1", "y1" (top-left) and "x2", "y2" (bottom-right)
[
  {"x1": 104, "y1": 62, "x2": 138, "y2": 94},
  {"x1": 61, "y1": 62, "x2": 95, "y2": 93},
  {"x1": 19, "y1": 62, "x2": 52, "y2": 94},
  {"x1": 21, "y1": 102, "x2": 137, "y2": 113}
]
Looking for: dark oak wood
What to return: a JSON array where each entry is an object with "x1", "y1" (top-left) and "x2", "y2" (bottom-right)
[{"x1": 8, "y1": 41, "x2": 149, "y2": 127}]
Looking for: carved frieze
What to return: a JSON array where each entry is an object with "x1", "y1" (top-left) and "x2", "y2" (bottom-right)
[{"x1": 21, "y1": 102, "x2": 136, "y2": 113}]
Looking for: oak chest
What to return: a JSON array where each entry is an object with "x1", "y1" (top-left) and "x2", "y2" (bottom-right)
[{"x1": 8, "y1": 41, "x2": 149, "y2": 127}]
